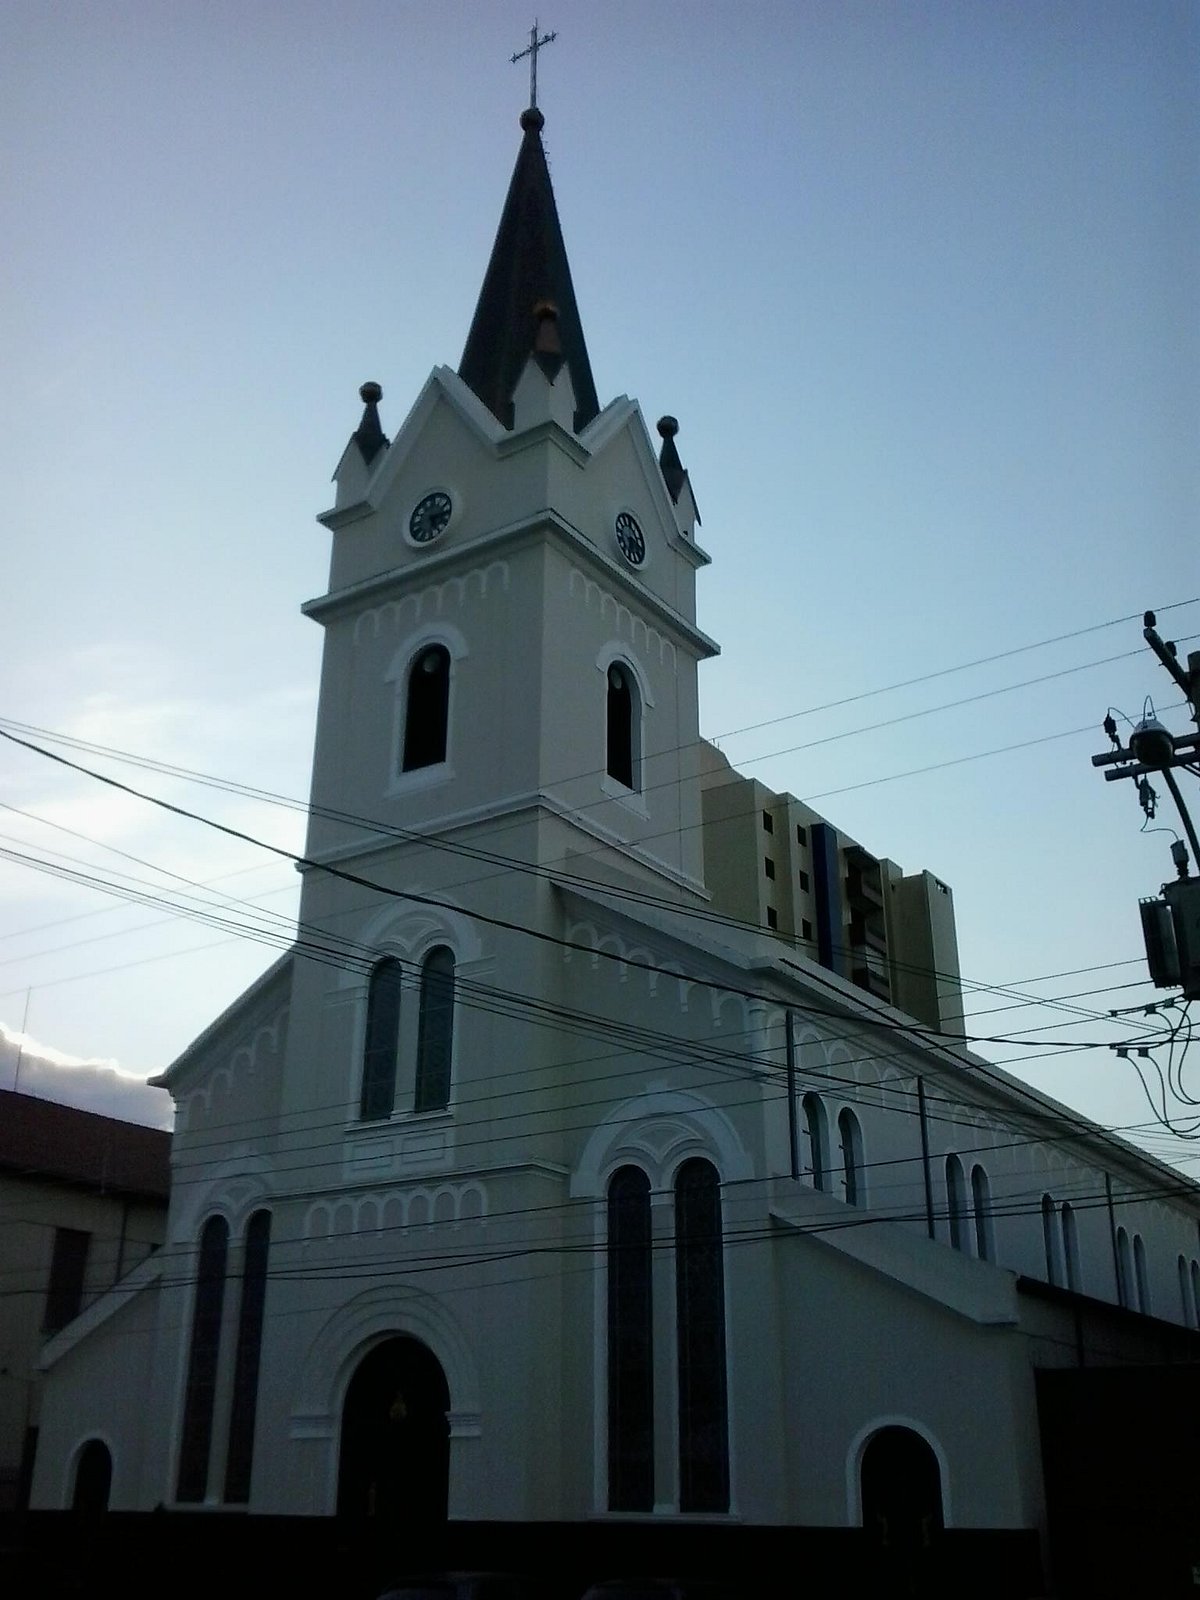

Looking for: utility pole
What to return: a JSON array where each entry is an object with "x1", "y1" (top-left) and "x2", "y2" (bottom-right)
[{"x1": 1091, "y1": 611, "x2": 1200, "y2": 1000}]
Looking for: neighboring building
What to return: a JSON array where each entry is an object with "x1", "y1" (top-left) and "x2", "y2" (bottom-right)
[
  {"x1": 700, "y1": 742, "x2": 964, "y2": 1033},
  {"x1": 0, "y1": 1089, "x2": 169, "y2": 1509},
  {"x1": 26, "y1": 105, "x2": 1200, "y2": 1585}
]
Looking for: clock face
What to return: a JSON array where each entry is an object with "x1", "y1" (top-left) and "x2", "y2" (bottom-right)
[
  {"x1": 409, "y1": 491, "x2": 453, "y2": 545},
  {"x1": 614, "y1": 511, "x2": 646, "y2": 567}
]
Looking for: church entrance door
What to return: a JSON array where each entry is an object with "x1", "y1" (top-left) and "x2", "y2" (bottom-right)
[
  {"x1": 861, "y1": 1425, "x2": 943, "y2": 1585},
  {"x1": 336, "y1": 1335, "x2": 451, "y2": 1523}
]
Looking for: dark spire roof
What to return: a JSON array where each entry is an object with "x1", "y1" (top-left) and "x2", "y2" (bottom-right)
[
  {"x1": 352, "y1": 381, "x2": 389, "y2": 465},
  {"x1": 459, "y1": 108, "x2": 599, "y2": 432},
  {"x1": 656, "y1": 415, "x2": 686, "y2": 503}
]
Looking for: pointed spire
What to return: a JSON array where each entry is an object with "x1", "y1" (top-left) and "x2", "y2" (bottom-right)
[
  {"x1": 656, "y1": 415, "x2": 685, "y2": 503},
  {"x1": 352, "y1": 382, "x2": 389, "y2": 466},
  {"x1": 459, "y1": 108, "x2": 599, "y2": 433}
]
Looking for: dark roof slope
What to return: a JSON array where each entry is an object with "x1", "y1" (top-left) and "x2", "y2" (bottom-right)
[
  {"x1": 458, "y1": 108, "x2": 599, "y2": 433},
  {"x1": 0, "y1": 1090, "x2": 171, "y2": 1201}
]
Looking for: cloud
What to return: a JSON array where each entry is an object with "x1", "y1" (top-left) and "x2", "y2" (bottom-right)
[{"x1": 0, "y1": 1024, "x2": 173, "y2": 1131}]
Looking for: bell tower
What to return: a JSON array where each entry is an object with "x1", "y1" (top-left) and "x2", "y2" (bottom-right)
[{"x1": 301, "y1": 107, "x2": 717, "y2": 905}]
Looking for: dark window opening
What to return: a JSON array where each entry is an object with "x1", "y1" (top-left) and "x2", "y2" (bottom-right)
[
  {"x1": 414, "y1": 946, "x2": 455, "y2": 1113},
  {"x1": 801, "y1": 918, "x2": 813, "y2": 941},
  {"x1": 223, "y1": 1210, "x2": 271, "y2": 1504},
  {"x1": 176, "y1": 1215, "x2": 229, "y2": 1502},
  {"x1": 796, "y1": 826, "x2": 807, "y2": 846},
  {"x1": 766, "y1": 907, "x2": 778, "y2": 929},
  {"x1": 72, "y1": 1439, "x2": 112, "y2": 1514},
  {"x1": 764, "y1": 857, "x2": 775, "y2": 880},
  {"x1": 607, "y1": 1166, "x2": 653, "y2": 1512},
  {"x1": 361, "y1": 958, "x2": 403, "y2": 1120},
  {"x1": 402, "y1": 645, "x2": 451, "y2": 771},
  {"x1": 675, "y1": 1159, "x2": 729, "y2": 1513},
  {"x1": 798, "y1": 869, "x2": 810, "y2": 892},
  {"x1": 606, "y1": 664, "x2": 636, "y2": 788},
  {"x1": 762, "y1": 810, "x2": 774, "y2": 833},
  {"x1": 44, "y1": 1227, "x2": 90, "y2": 1334}
]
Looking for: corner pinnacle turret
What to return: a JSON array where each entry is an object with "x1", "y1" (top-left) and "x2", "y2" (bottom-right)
[{"x1": 458, "y1": 108, "x2": 599, "y2": 434}]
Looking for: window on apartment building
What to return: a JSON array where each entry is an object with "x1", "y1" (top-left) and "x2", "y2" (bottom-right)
[
  {"x1": 762, "y1": 810, "x2": 773, "y2": 833},
  {"x1": 675, "y1": 1158, "x2": 729, "y2": 1513},
  {"x1": 796, "y1": 825, "x2": 807, "y2": 847},
  {"x1": 764, "y1": 857, "x2": 775, "y2": 880},
  {"x1": 803, "y1": 1094, "x2": 830, "y2": 1192},
  {"x1": 360, "y1": 957, "x2": 404, "y2": 1120},
  {"x1": 176, "y1": 1215, "x2": 230, "y2": 1502},
  {"x1": 766, "y1": 907, "x2": 778, "y2": 929},
  {"x1": 945, "y1": 1156, "x2": 968, "y2": 1251},
  {"x1": 838, "y1": 1108, "x2": 864, "y2": 1207},
  {"x1": 970, "y1": 1165, "x2": 993, "y2": 1261},
  {"x1": 223, "y1": 1209, "x2": 272, "y2": 1504},
  {"x1": 607, "y1": 1166, "x2": 654, "y2": 1512},
  {"x1": 801, "y1": 918, "x2": 813, "y2": 942},
  {"x1": 798, "y1": 869, "x2": 810, "y2": 892},
  {"x1": 43, "y1": 1227, "x2": 91, "y2": 1334},
  {"x1": 401, "y1": 644, "x2": 451, "y2": 771}
]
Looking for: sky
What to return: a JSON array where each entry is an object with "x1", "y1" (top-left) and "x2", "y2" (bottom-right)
[{"x1": 1, "y1": 1, "x2": 1197, "y2": 1161}]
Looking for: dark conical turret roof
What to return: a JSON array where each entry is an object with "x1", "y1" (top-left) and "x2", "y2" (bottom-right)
[{"x1": 458, "y1": 108, "x2": 599, "y2": 432}]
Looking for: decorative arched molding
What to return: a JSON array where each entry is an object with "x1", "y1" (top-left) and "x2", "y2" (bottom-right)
[
  {"x1": 845, "y1": 1415, "x2": 953, "y2": 1528},
  {"x1": 169, "y1": 1155, "x2": 276, "y2": 1244},
  {"x1": 568, "y1": 568, "x2": 678, "y2": 668},
  {"x1": 570, "y1": 1085, "x2": 753, "y2": 1197},
  {"x1": 594, "y1": 640, "x2": 657, "y2": 708},
  {"x1": 304, "y1": 1181, "x2": 488, "y2": 1241},
  {"x1": 353, "y1": 563, "x2": 510, "y2": 645},
  {"x1": 178, "y1": 1004, "x2": 289, "y2": 1123},
  {"x1": 292, "y1": 1282, "x2": 481, "y2": 1432},
  {"x1": 384, "y1": 620, "x2": 470, "y2": 681},
  {"x1": 350, "y1": 895, "x2": 485, "y2": 977}
]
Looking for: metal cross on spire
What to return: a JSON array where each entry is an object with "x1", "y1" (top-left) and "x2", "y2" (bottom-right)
[{"x1": 511, "y1": 20, "x2": 557, "y2": 110}]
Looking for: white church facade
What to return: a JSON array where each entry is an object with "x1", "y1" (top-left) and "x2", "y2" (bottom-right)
[{"x1": 30, "y1": 107, "x2": 1200, "y2": 1564}]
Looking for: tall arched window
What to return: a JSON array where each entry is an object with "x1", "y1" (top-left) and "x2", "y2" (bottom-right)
[
  {"x1": 176, "y1": 1215, "x2": 229, "y2": 1503},
  {"x1": 402, "y1": 644, "x2": 451, "y2": 771},
  {"x1": 675, "y1": 1159, "x2": 729, "y2": 1513},
  {"x1": 803, "y1": 1093, "x2": 830, "y2": 1192},
  {"x1": 1042, "y1": 1193, "x2": 1064, "y2": 1285},
  {"x1": 1116, "y1": 1225, "x2": 1134, "y2": 1308},
  {"x1": 838, "y1": 1108, "x2": 864, "y2": 1207},
  {"x1": 360, "y1": 958, "x2": 403, "y2": 1120},
  {"x1": 970, "y1": 1164, "x2": 992, "y2": 1261},
  {"x1": 414, "y1": 946, "x2": 455, "y2": 1113},
  {"x1": 1179, "y1": 1254, "x2": 1194, "y2": 1328},
  {"x1": 607, "y1": 1166, "x2": 653, "y2": 1512},
  {"x1": 1061, "y1": 1202, "x2": 1081, "y2": 1291},
  {"x1": 945, "y1": 1156, "x2": 967, "y2": 1251},
  {"x1": 606, "y1": 663, "x2": 638, "y2": 789},
  {"x1": 223, "y1": 1209, "x2": 271, "y2": 1504},
  {"x1": 1133, "y1": 1233, "x2": 1151, "y2": 1314},
  {"x1": 1191, "y1": 1261, "x2": 1200, "y2": 1328}
]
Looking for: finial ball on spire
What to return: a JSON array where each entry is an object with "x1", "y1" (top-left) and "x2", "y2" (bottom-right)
[
  {"x1": 520, "y1": 106, "x2": 545, "y2": 133},
  {"x1": 657, "y1": 415, "x2": 679, "y2": 439},
  {"x1": 359, "y1": 382, "x2": 383, "y2": 404}
]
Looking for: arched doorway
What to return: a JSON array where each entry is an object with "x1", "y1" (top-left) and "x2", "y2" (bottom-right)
[
  {"x1": 337, "y1": 1335, "x2": 450, "y2": 1522},
  {"x1": 71, "y1": 1439, "x2": 112, "y2": 1513},
  {"x1": 861, "y1": 1426, "x2": 943, "y2": 1577}
]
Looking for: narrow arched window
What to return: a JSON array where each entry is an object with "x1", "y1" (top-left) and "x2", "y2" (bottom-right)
[
  {"x1": 971, "y1": 1164, "x2": 992, "y2": 1261},
  {"x1": 1116, "y1": 1225, "x2": 1133, "y2": 1308},
  {"x1": 414, "y1": 946, "x2": 455, "y2": 1113},
  {"x1": 1133, "y1": 1233, "x2": 1151, "y2": 1314},
  {"x1": 176, "y1": 1215, "x2": 229, "y2": 1502},
  {"x1": 1191, "y1": 1261, "x2": 1200, "y2": 1328},
  {"x1": 607, "y1": 1166, "x2": 653, "y2": 1512},
  {"x1": 402, "y1": 644, "x2": 451, "y2": 771},
  {"x1": 360, "y1": 958, "x2": 403, "y2": 1120},
  {"x1": 803, "y1": 1093, "x2": 830, "y2": 1192},
  {"x1": 1179, "y1": 1254, "x2": 1194, "y2": 1328},
  {"x1": 1061, "y1": 1202, "x2": 1080, "y2": 1291},
  {"x1": 945, "y1": 1156, "x2": 967, "y2": 1251},
  {"x1": 1042, "y1": 1193, "x2": 1064, "y2": 1285},
  {"x1": 223, "y1": 1209, "x2": 271, "y2": 1504},
  {"x1": 838, "y1": 1108, "x2": 864, "y2": 1207},
  {"x1": 675, "y1": 1159, "x2": 729, "y2": 1513},
  {"x1": 606, "y1": 663, "x2": 637, "y2": 789}
]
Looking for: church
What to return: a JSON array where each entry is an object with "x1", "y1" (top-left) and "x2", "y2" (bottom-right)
[{"x1": 28, "y1": 96, "x2": 1200, "y2": 1592}]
